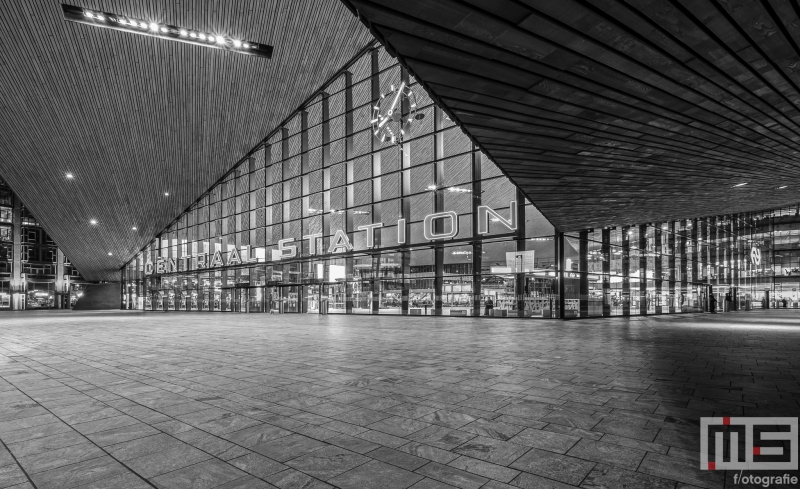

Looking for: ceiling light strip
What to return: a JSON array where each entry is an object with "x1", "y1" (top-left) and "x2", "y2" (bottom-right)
[{"x1": 61, "y1": 4, "x2": 273, "y2": 59}]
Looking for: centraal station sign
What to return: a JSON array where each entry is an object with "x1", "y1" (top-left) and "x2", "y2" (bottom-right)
[{"x1": 144, "y1": 201, "x2": 517, "y2": 276}]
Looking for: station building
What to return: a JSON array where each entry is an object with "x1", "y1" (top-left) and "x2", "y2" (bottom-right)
[{"x1": 120, "y1": 44, "x2": 800, "y2": 318}]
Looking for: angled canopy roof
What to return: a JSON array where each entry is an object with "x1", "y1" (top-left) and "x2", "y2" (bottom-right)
[
  {"x1": 343, "y1": 0, "x2": 800, "y2": 231},
  {"x1": 0, "y1": 1, "x2": 372, "y2": 281}
]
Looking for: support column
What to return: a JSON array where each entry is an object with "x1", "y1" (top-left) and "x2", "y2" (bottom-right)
[
  {"x1": 56, "y1": 248, "x2": 65, "y2": 309},
  {"x1": 515, "y1": 191, "x2": 526, "y2": 317},
  {"x1": 622, "y1": 226, "x2": 630, "y2": 316},
  {"x1": 654, "y1": 225, "x2": 662, "y2": 314},
  {"x1": 12, "y1": 194, "x2": 22, "y2": 310},
  {"x1": 579, "y1": 230, "x2": 589, "y2": 317},
  {"x1": 668, "y1": 221, "x2": 676, "y2": 313},
  {"x1": 602, "y1": 228, "x2": 611, "y2": 317},
  {"x1": 434, "y1": 247, "x2": 444, "y2": 316},
  {"x1": 471, "y1": 147, "x2": 482, "y2": 318},
  {"x1": 680, "y1": 222, "x2": 689, "y2": 311},
  {"x1": 433, "y1": 105, "x2": 445, "y2": 316},
  {"x1": 401, "y1": 250, "x2": 410, "y2": 315},
  {"x1": 639, "y1": 224, "x2": 647, "y2": 315},
  {"x1": 371, "y1": 258, "x2": 379, "y2": 315},
  {"x1": 473, "y1": 242, "x2": 482, "y2": 317},
  {"x1": 557, "y1": 231, "x2": 565, "y2": 319},
  {"x1": 345, "y1": 257, "x2": 353, "y2": 314},
  {"x1": 119, "y1": 267, "x2": 126, "y2": 310}
]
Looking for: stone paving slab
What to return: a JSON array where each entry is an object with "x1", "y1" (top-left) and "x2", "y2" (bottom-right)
[{"x1": 0, "y1": 309, "x2": 798, "y2": 488}]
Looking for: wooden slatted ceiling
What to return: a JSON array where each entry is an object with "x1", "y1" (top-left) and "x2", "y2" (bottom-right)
[
  {"x1": 343, "y1": 0, "x2": 800, "y2": 233},
  {"x1": 0, "y1": 1, "x2": 372, "y2": 281}
]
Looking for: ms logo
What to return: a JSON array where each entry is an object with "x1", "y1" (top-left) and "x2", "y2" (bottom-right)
[{"x1": 700, "y1": 417, "x2": 798, "y2": 470}]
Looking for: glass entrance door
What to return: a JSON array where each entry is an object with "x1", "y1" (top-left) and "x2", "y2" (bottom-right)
[
  {"x1": 283, "y1": 285, "x2": 300, "y2": 313},
  {"x1": 230, "y1": 289, "x2": 242, "y2": 312},
  {"x1": 325, "y1": 283, "x2": 346, "y2": 313},
  {"x1": 232, "y1": 287, "x2": 261, "y2": 312},
  {"x1": 267, "y1": 287, "x2": 281, "y2": 313},
  {"x1": 248, "y1": 287, "x2": 264, "y2": 313},
  {"x1": 305, "y1": 285, "x2": 320, "y2": 314}
]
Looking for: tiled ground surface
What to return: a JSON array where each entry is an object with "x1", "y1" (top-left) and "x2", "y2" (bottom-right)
[{"x1": 0, "y1": 310, "x2": 799, "y2": 489}]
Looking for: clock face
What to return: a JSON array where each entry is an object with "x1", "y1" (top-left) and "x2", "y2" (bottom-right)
[{"x1": 372, "y1": 81, "x2": 418, "y2": 145}]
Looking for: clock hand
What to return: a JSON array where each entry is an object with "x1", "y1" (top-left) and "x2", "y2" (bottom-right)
[
  {"x1": 386, "y1": 81, "x2": 406, "y2": 117},
  {"x1": 378, "y1": 114, "x2": 390, "y2": 129}
]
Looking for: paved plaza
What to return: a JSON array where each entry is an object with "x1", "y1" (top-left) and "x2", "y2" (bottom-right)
[{"x1": 0, "y1": 310, "x2": 799, "y2": 489}]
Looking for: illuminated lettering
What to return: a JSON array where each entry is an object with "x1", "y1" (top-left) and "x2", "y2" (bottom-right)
[
  {"x1": 210, "y1": 250, "x2": 224, "y2": 267},
  {"x1": 477, "y1": 201, "x2": 516, "y2": 235},
  {"x1": 423, "y1": 211, "x2": 458, "y2": 240},
  {"x1": 357, "y1": 223, "x2": 382, "y2": 248},
  {"x1": 228, "y1": 248, "x2": 242, "y2": 266},
  {"x1": 303, "y1": 233, "x2": 323, "y2": 255},
  {"x1": 328, "y1": 230, "x2": 353, "y2": 253},
  {"x1": 272, "y1": 238, "x2": 296, "y2": 260}
]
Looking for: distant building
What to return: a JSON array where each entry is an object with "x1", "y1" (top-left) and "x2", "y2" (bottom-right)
[{"x1": 0, "y1": 178, "x2": 91, "y2": 310}]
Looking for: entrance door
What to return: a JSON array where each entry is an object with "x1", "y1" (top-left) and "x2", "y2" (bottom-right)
[
  {"x1": 232, "y1": 288, "x2": 259, "y2": 313},
  {"x1": 283, "y1": 285, "x2": 300, "y2": 313},
  {"x1": 304, "y1": 285, "x2": 320, "y2": 313},
  {"x1": 212, "y1": 291, "x2": 221, "y2": 311},
  {"x1": 248, "y1": 287, "x2": 264, "y2": 313},
  {"x1": 267, "y1": 287, "x2": 280, "y2": 313},
  {"x1": 229, "y1": 289, "x2": 241, "y2": 312},
  {"x1": 325, "y1": 283, "x2": 346, "y2": 313}
]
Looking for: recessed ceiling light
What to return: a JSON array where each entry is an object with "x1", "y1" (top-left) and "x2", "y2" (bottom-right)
[
  {"x1": 90, "y1": 219, "x2": 97, "y2": 225},
  {"x1": 132, "y1": 226, "x2": 137, "y2": 230},
  {"x1": 777, "y1": 185, "x2": 788, "y2": 189},
  {"x1": 164, "y1": 192, "x2": 169, "y2": 196},
  {"x1": 107, "y1": 252, "x2": 112, "y2": 256},
  {"x1": 733, "y1": 182, "x2": 747, "y2": 187},
  {"x1": 65, "y1": 173, "x2": 74, "y2": 179}
]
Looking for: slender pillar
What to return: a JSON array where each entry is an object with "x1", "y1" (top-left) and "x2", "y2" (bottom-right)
[
  {"x1": 557, "y1": 231, "x2": 565, "y2": 319},
  {"x1": 473, "y1": 242, "x2": 482, "y2": 317},
  {"x1": 639, "y1": 224, "x2": 647, "y2": 315},
  {"x1": 345, "y1": 257, "x2": 353, "y2": 314},
  {"x1": 668, "y1": 221, "x2": 676, "y2": 313},
  {"x1": 401, "y1": 250, "x2": 410, "y2": 315},
  {"x1": 622, "y1": 226, "x2": 630, "y2": 316},
  {"x1": 434, "y1": 246, "x2": 444, "y2": 316},
  {"x1": 56, "y1": 248, "x2": 65, "y2": 309},
  {"x1": 371, "y1": 256, "x2": 379, "y2": 315},
  {"x1": 515, "y1": 191, "x2": 526, "y2": 317},
  {"x1": 602, "y1": 228, "x2": 611, "y2": 317},
  {"x1": 654, "y1": 225, "x2": 662, "y2": 314},
  {"x1": 579, "y1": 230, "x2": 589, "y2": 317},
  {"x1": 472, "y1": 147, "x2": 482, "y2": 318},
  {"x1": 12, "y1": 194, "x2": 22, "y2": 310}
]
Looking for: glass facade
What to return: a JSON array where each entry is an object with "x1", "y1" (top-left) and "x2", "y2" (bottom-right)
[
  {"x1": 0, "y1": 178, "x2": 88, "y2": 310},
  {"x1": 121, "y1": 44, "x2": 562, "y2": 317},
  {"x1": 120, "y1": 44, "x2": 800, "y2": 318},
  {"x1": 560, "y1": 204, "x2": 800, "y2": 317}
]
